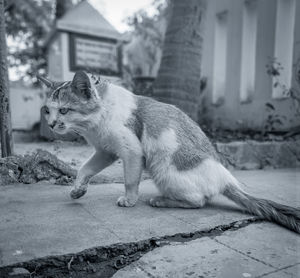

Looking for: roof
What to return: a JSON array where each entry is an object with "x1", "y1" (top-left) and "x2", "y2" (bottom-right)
[{"x1": 56, "y1": 1, "x2": 120, "y2": 40}]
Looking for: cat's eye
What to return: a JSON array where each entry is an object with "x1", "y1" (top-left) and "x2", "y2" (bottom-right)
[
  {"x1": 59, "y1": 108, "x2": 69, "y2": 115},
  {"x1": 44, "y1": 106, "x2": 49, "y2": 114}
]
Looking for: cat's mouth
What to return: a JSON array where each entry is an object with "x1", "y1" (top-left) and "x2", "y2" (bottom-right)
[{"x1": 53, "y1": 123, "x2": 67, "y2": 134}]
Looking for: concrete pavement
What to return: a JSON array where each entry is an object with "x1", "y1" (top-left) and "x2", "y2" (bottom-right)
[
  {"x1": 0, "y1": 168, "x2": 299, "y2": 277},
  {"x1": 113, "y1": 223, "x2": 300, "y2": 278}
]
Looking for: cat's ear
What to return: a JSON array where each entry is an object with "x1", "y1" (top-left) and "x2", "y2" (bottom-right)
[
  {"x1": 37, "y1": 75, "x2": 54, "y2": 88},
  {"x1": 71, "y1": 71, "x2": 91, "y2": 99}
]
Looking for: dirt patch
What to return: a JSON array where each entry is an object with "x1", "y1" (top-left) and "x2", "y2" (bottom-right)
[
  {"x1": 2, "y1": 143, "x2": 150, "y2": 186},
  {"x1": 0, "y1": 149, "x2": 76, "y2": 186}
]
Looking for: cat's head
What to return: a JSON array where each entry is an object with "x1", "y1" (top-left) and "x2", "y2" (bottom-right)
[{"x1": 38, "y1": 71, "x2": 101, "y2": 135}]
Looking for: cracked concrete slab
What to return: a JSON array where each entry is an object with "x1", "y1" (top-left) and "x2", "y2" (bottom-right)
[
  {"x1": 113, "y1": 235, "x2": 274, "y2": 278},
  {"x1": 0, "y1": 181, "x2": 248, "y2": 267},
  {"x1": 0, "y1": 168, "x2": 299, "y2": 272},
  {"x1": 113, "y1": 223, "x2": 300, "y2": 278},
  {"x1": 283, "y1": 264, "x2": 300, "y2": 278},
  {"x1": 214, "y1": 222, "x2": 300, "y2": 269},
  {"x1": 255, "y1": 266, "x2": 299, "y2": 278}
]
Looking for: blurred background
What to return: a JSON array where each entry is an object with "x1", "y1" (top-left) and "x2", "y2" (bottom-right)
[{"x1": 1, "y1": 0, "x2": 300, "y2": 154}]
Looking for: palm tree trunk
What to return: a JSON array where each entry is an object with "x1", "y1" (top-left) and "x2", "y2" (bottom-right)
[
  {"x1": 0, "y1": 0, "x2": 13, "y2": 157},
  {"x1": 153, "y1": 0, "x2": 207, "y2": 121}
]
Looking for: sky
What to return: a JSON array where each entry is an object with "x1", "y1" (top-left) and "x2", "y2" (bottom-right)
[{"x1": 88, "y1": 0, "x2": 155, "y2": 32}]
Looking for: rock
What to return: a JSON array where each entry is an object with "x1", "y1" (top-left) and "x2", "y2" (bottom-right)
[
  {"x1": 0, "y1": 156, "x2": 24, "y2": 184},
  {"x1": 0, "y1": 149, "x2": 76, "y2": 186}
]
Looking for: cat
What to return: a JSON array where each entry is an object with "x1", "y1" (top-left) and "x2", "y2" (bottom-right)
[{"x1": 38, "y1": 71, "x2": 300, "y2": 233}]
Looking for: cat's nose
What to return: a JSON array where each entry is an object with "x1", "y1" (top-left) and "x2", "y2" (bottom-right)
[{"x1": 49, "y1": 120, "x2": 57, "y2": 129}]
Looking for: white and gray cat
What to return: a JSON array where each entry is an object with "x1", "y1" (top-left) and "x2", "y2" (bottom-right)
[{"x1": 38, "y1": 71, "x2": 300, "y2": 233}]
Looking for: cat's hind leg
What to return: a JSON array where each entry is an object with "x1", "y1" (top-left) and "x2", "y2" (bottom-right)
[
  {"x1": 149, "y1": 195, "x2": 207, "y2": 208},
  {"x1": 149, "y1": 158, "x2": 232, "y2": 209},
  {"x1": 148, "y1": 165, "x2": 209, "y2": 208}
]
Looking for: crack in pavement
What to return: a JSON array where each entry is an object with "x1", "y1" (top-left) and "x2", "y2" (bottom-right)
[
  {"x1": 254, "y1": 262, "x2": 300, "y2": 278},
  {"x1": 0, "y1": 217, "x2": 262, "y2": 278}
]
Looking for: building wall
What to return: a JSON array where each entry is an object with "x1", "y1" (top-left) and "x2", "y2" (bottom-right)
[
  {"x1": 10, "y1": 82, "x2": 45, "y2": 130},
  {"x1": 47, "y1": 32, "x2": 78, "y2": 81},
  {"x1": 47, "y1": 34, "x2": 64, "y2": 81},
  {"x1": 201, "y1": 0, "x2": 300, "y2": 131}
]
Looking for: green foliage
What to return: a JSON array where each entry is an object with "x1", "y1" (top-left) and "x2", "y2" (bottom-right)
[
  {"x1": 263, "y1": 102, "x2": 285, "y2": 133},
  {"x1": 5, "y1": 0, "x2": 55, "y2": 82},
  {"x1": 124, "y1": 0, "x2": 169, "y2": 77},
  {"x1": 263, "y1": 57, "x2": 300, "y2": 134},
  {"x1": 126, "y1": 0, "x2": 168, "y2": 47},
  {"x1": 5, "y1": 0, "x2": 82, "y2": 83},
  {"x1": 265, "y1": 57, "x2": 300, "y2": 117}
]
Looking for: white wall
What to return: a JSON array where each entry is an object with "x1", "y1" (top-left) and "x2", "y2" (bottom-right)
[
  {"x1": 200, "y1": 0, "x2": 300, "y2": 130},
  {"x1": 272, "y1": 0, "x2": 296, "y2": 98},
  {"x1": 240, "y1": 0, "x2": 258, "y2": 102},
  {"x1": 10, "y1": 83, "x2": 45, "y2": 130}
]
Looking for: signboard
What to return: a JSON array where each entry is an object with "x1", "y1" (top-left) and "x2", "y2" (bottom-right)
[{"x1": 69, "y1": 34, "x2": 121, "y2": 76}]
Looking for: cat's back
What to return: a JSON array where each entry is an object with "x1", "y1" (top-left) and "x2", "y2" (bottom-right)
[
  {"x1": 134, "y1": 96, "x2": 219, "y2": 169},
  {"x1": 135, "y1": 95, "x2": 207, "y2": 142}
]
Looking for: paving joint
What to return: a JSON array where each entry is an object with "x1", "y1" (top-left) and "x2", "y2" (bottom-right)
[
  {"x1": 134, "y1": 263, "x2": 157, "y2": 278},
  {"x1": 80, "y1": 205, "x2": 123, "y2": 241},
  {"x1": 0, "y1": 217, "x2": 262, "y2": 277},
  {"x1": 254, "y1": 262, "x2": 300, "y2": 278},
  {"x1": 213, "y1": 238, "x2": 277, "y2": 269}
]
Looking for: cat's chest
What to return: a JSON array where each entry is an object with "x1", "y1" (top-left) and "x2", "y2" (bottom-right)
[{"x1": 86, "y1": 130, "x2": 120, "y2": 158}]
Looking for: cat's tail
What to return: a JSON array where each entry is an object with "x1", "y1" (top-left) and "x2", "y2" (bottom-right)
[{"x1": 223, "y1": 182, "x2": 300, "y2": 234}]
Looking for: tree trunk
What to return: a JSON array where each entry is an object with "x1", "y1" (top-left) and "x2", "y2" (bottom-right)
[
  {"x1": 0, "y1": 0, "x2": 13, "y2": 157},
  {"x1": 153, "y1": 0, "x2": 207, "y2": 121}
]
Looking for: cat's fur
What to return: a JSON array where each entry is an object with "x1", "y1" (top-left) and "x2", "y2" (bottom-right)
[{"x1": 38, "y1": 71, "x2": 300, "y2": 233}]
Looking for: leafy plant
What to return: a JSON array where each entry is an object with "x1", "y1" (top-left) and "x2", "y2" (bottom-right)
[
  {"x1": 263, "y1": 102, "x2": 285, "y2": 133},
  {"x1": 124, "y1": 0, "x2": 169, "y2": 77},
  {"x1": 5, "y1": 0, "x2": 54, "y2": 82},
  {"x1": 265, "y1": 57, "x2": 300, "y2": 136},
  {"x1": 266, "y1": 57, "x2": 300, "y2": 116},
  {"x1": 5, "y1": 0, "x2": 82, "y2": 83}
]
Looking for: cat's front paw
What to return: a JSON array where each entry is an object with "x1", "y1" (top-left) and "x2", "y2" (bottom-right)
[
  {"x1": 117, "y1": 196, "x2": 137, "y2": 207},
  {"x1": 70, "y1": 187, "x2": 87, "y2": 199}
]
